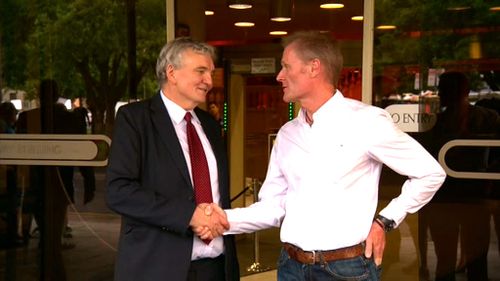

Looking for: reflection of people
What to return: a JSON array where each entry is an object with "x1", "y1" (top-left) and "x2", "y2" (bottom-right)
[
  {"x1": 476, "y1": 96, "x2": 500, "y2": 261},
  {"x1": 0, "y1": 101, "x2": 22, "y2": 247},
  {"x1": 0, "y1": 101, "x2": 17, "y2": 133},
  {"x1": 175, "y1": 23, "x2": 190, "y2": 37},
  {"x1": 106, "y1": 37, "x2": 239, "y2": 281},
  {"x1": 72, "y1": 97, "x2": 92, "y2": 133},
  {"x1": 421, "y1": 71, "x2": 500, "y2": 281},
  {"x1": 204, "y1": 31, "x2": 446, "y2": 280},
  {"x1": 16, "y1": 79, "x2": 79, "y2": 280},
  {"x1": 71, "y1": 97, "x2": 96, "y2": 204},
  {"x1": 373, "y1": 75, "x2": 400, "y2": 108}
]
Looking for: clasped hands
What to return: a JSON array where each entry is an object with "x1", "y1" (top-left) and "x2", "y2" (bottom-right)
[{"x1": 189, "y1": 203, "x2": 228, "y2": 240}]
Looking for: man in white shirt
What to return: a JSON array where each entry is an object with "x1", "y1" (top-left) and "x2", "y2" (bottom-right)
[{"x1": 200, "y1": 31, "x2": 446, "y2": 280}]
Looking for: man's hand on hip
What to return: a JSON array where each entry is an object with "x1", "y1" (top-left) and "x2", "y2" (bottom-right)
[{"x1": 364, "y1": 220, "x2": 386, "y2": 266}]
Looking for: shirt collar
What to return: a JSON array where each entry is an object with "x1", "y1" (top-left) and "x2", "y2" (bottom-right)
[
  {"x1": 160, "y1": 90, "x2": 200, "y2": 125},
  {"x1": 298, "y1": 90, "x2": 344, "y2": 124}
]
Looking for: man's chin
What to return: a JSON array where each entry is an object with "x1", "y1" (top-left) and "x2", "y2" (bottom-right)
[{"x1": 282, "y1": 95, "x2": 293, "y2": 103}]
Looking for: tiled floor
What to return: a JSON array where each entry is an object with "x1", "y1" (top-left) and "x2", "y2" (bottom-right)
[{"x1": 241, "y1": 270, "x2": 276, "y2": 281}]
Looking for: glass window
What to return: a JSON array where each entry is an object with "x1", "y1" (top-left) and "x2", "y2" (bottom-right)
[
  {"x1": 374, "y1": 2, "x2": 500, "y2": 281},
  {"x1": 1, "y1": 0, "x2": 165, "y2": 279}
]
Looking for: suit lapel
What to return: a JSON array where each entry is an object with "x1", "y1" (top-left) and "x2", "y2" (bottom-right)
[{"x1": 150, "y1": 93, "x2": 192, "y2": 188}]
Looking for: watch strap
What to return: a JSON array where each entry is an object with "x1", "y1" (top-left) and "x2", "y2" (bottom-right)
[{"x1": 375, "y1": 214, "x2": 396, "y2": 232}]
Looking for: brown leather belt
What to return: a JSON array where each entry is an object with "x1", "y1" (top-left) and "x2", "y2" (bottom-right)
[{"x1": 283, "y1": 243, "x2": 364, "y2": 264}]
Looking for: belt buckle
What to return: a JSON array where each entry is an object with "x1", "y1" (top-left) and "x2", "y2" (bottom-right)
[{"x1": 309, "y1": 250, "x2": 316, "y2": 265}]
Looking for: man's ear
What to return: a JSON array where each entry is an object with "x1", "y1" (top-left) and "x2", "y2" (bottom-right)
[
  {"x1": 166, "y1": 64, "x2": 176, "y2": 83},
  {"x1": 309, "y1": 58, "x2": 320, "y2": 78}
]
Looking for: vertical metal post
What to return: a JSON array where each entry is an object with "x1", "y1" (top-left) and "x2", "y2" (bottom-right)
[
  {"x1": 362, "y1": 0, "x2": 374, "y2": 105},
  {"x1": 165, "y1": 0, "x2": 175, "y2": 42},
  {"x1": 246, "y1": 178, "x2": 270, "y2": 273}
]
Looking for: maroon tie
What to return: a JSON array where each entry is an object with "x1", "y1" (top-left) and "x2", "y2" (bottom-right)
[
  {"x1": 185, "y1": 113, "x2": 213, "y2": 244},
  {"x1": 185, "y1": 112, "x2": 213, "y2": 203}
]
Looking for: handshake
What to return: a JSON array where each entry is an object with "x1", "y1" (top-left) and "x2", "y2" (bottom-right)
[{"x1": 189, "y1": 203, "x2": 228, "y2": 240}]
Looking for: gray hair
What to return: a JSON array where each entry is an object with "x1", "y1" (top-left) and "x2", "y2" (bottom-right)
[
  {"x1": 156, "y1": 37, "x2": 216, "y2": 86},
  {"x1": 282, "y1": 31, "x2": 343, "y2": 86}
]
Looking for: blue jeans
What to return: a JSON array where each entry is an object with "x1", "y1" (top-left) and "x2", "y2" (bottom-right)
[{"x1": 277, "y1": 247, "x2": 381, "y2": 281}]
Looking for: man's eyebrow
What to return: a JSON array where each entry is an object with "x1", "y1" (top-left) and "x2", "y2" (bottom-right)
[{"x1": 195, "y1": 66, "x2": 209, "y2": 71}]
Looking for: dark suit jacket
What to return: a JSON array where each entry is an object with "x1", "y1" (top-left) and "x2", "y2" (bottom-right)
[{"x1": 106, "y1": 93, "x2": 239, "y2": 281}]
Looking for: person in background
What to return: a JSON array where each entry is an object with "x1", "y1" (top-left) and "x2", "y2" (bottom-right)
[
  {"x1": 208, "y1": 101, "x2": 221, "y2": 123},
  {"x1": 199, "y1": 31, "x2": 446, "y2": 280},
  {"x1": 475, "y1": 95, "x2": 500, "y2": 267},
  {"x1": 106, "y1": 37, "x2": 239, "y2": 281},
  {"x1": 0, "y1": 101, "x2": 22, "y2": 247},
  {"x1": 72, "y1": 97, "x2": 92, "y2": 133},
  {"x1": 207, "y1": 101, "x2": 225, "y2": 138},
  {"x1": 71, "y1": 97, "x2": 96, "y2": 205},
  {"x1": 0, "y1": 101, "x2": 17, "y2": 133},
  {"x1": 16, "y1": 79, "x2": 79, "y2": 280},
  {"x1": 421, "y1": 71, "x2": 500, "y2": 281}
]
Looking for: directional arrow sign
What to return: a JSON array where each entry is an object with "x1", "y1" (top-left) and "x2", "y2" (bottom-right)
[{"x1": 0, "y1": 134, "x2": 111, "y2": 166}]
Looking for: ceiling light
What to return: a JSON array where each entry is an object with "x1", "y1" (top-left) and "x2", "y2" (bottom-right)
[
  {"x1": 351, "y1": 16, "x2": 363, "y2": 21},
  {"x1": 271, "y1": 17, "x2": 291, "y2": 22},
  {"x1": 270, "y1": 31, "x2": 288, "y2": 36},
  {"x1": 205, "y1": 10, "x2": 214, "y2": 16},
  {"x1": 376, "y1": 25, "x2": 397, "y2": 30},
  {"x1": 228, "y1": 0, "x2": 252, "y2": 9},
  {"x1": 320, "y1": 3, "x2": 344, "y2": 9},
  {"x1": 270, "y1": 0, "x2": 292, "y2": 22},
  {"x1": 234, "y1": 22, "x2": 255, "y2": 27}
]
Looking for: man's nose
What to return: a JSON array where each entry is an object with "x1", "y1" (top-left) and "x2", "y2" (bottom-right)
[
  {"x1": 276, "y1": 69, "x2": 284, "y2": 82},
  {"x1": 204, "y1": 72, "x2": 213, "y2": 85}
]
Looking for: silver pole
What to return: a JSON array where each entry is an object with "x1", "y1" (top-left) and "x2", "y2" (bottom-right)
[{"x1": 246, "y1": 178, "x2": 270, "y2": 273}]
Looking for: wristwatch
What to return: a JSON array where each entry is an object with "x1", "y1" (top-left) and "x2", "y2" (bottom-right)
[{"x1": 375, "y1": 214, "x2": 396, "y2": 232}]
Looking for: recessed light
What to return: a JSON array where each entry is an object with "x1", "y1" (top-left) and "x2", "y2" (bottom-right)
[
  {"x1": 376, "y1": 25, "x2": 397, "y2": 30},
  {"x1": 351, "y1": 16, "x2": 363, "y2": 21},
  {"x1": 270, "y1": 31, "x2": 287, "y2": 35},
  {"x1": 229, "y1": 4, "x2": 252, "y2": 9},
  {"x1": 205, "y1": 10, "x2": 214, "y2": 16},
  {"x1": 234, "y1": 22, "x2": 255, "y2": 27},
  {"x1": 270, "y1": 17, "x2": 291, "y2": 22},
  {"x1": 320, "y1": 3, "x2": 344, "y2": 9}
]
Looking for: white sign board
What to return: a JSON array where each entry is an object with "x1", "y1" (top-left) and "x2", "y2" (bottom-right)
[
  {"x1": 385, "y1": 104, "x2": 436, "y2": 132},
  {"x1": 251, "y1": 58, "x2": 276, "y2": 74},
  {"x1": 0, "y1": 134, "x2": 111, "y2": 166}
]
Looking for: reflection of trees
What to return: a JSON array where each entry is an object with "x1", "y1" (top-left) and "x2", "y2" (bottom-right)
[
  {"x1": 374, "y1": 0, "x2": 500, "y2": 91},
  {"x1": 1, "y1": 0, "x2": 165, "y2": 135},
  {"x1": 0, "y1": 0, "x2": 37, "y2": 97}
]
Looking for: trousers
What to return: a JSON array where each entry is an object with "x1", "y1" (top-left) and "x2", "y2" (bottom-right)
[{"x1": 277, "y1": 247, "x2": 381, "y2": 281}]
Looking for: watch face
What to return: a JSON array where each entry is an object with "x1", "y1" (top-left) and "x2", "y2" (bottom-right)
[{"x1": 386, "y1": 223, "x2": 394, "y2": 232}]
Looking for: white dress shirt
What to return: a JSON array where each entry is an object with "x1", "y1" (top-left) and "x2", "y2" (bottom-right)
[
  {"x1": 226, "y1": 91, "x2": 446, "y2": 251},
  {"x1": 160, "y1": 92, "x2": 224, "y2": 260}
]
